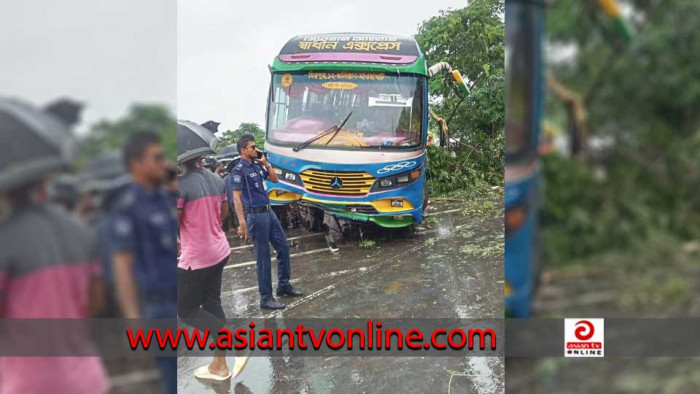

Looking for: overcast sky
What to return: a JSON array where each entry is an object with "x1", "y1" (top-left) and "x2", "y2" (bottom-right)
[
  {"x1": 177, "y1": 0, "x2": 467, "y2": 132},
  {"x1": 0, "y1": 1, "x2": 465, "y2": 135},
  {"x1": 0, "y1": 0, "x2": 176, "y2": 133}
]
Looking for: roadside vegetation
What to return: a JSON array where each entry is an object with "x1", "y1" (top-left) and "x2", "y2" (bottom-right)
[
  {"x1": 541, "y1": 0, "x2": 700, "y2": 276},
  {"x1": 417, "y1": 0, "x2": 505, "y2": 199}
]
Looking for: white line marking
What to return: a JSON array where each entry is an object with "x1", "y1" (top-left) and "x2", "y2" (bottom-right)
[
  {"x1": 223, "y1": 248, "x2": 329, "y2": 270},
  {"x1": 225, "y1": 261, "x2": 256, "y2": 269},
  {"x1": 221, "y1": 284, "x2": 259, "y2": 295},
  {"x1": 230, "y1": 244, "x2": 255, "y2": 251},
  {"x1": 424, "y1": 208, "x2": 463, "y2": 217},
  {"x1": 228, "y1": 232, "x2": 323, "y2": 247},
  {"x1": 221, "y1": 268, "x2": 361, "y2": 297},
  {"x1": 262, "y1": 244, "x2": 427, "y2": 318},
  {"x1": 108, "y1": 370, "x2": 161, "y2": 388}
]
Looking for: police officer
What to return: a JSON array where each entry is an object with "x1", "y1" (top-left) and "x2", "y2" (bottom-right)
[
  {"x1": 110, "y1": 131, "x2": 178, "y2": 393},
  {"x1": 231, "y1": 135, "x2": 303, "y2": 310}
]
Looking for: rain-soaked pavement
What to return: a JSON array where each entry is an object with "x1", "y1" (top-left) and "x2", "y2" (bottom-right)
[
  {"x1": 178, "y1": 200, "x2": 504, "y2": 394},
  {"x1": 506, "y1": 243, "x2": 700, "y2": 393}
]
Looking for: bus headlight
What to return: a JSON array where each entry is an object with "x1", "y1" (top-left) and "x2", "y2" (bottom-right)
[
  {"x1": 272, "y1": 166, "x2": 303, "y2": 186},
  {"x1": 372, "y1": 164, "x2": 423, "y2": 192},
  {"x1": 391, "y1": 199, "x2": 404, "y2": 207}
]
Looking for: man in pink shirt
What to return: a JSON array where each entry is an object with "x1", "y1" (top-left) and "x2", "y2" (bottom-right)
[{"x1": 177, "y1": 149, "x2": 248, "y2": 380}]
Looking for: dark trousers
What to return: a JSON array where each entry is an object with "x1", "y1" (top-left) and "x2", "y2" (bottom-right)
[
  {"x1": 144, "y1": 302, "x2": 177, "y2": 394},
  {"x1": 247, "y1": 210, "x2": 291, "y2": 301},
  {"x1": 177, "y1": 257, "x2": 228, "y2": 332}
]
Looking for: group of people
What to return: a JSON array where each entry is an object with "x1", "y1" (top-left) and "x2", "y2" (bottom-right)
[
  {"x1": 176, "y1": 132, "x2": 304, "y2": 381},
  {"x1": 0, "y1": 97, "x2": 309, "y2": 393},
  {"x1": 0, "y1": 96, "x2": 181, "y2": 394}
]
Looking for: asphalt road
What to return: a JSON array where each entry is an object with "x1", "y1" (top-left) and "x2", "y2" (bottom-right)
[
  {"x1": 506, "y1": 244, "x2": 700, "y2": 394},
  {"x1": 178, "y1": 200, "x2": 504, "y2": 394}
]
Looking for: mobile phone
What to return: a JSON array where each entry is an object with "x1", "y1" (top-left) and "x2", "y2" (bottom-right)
[{"x1": 256, "y1": 149, "x2": 264, "y2": 160}]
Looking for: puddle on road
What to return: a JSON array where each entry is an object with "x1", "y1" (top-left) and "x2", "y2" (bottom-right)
[
  {"x1": 179, "y1": 356, "x2": 276, "y2": 394},
  {"x1": 466, "y1": 357, "x2": 504, "y2": 394}
]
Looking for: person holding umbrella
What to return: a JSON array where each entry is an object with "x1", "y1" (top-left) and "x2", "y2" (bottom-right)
[
  {"x1": 176, "y1": 120, "x2": 248, "y2": 381},
  {"x1": 0, "y1": 97, "x2": 108, "y2": 394}
]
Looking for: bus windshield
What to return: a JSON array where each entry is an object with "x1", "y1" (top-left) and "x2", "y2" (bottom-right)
[{"x1": 267, "y1": 71, "x2": 425, "y2": 150}]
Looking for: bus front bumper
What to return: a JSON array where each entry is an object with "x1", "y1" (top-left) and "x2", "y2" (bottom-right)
[{"x1": 266, "y1": 182, "x2": 424, "y2": 228}]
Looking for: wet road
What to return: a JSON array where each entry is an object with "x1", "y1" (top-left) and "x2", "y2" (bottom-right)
[
  {"x1": 506, "y1": 240, "x2": 700, "y2": 393},
  {"x1": 178, "y1": 200, "x2": 504, "y2": 393}
]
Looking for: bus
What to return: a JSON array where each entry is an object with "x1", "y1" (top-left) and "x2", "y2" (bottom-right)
[
  {"x1": 263, "y1": 33, "x2": 468, "y2": 229},
  {"x1": 504, "y1": 1, "x2": 545, "y2": 317},
  {"x1": 504, "y1": 0, "x2": 633, "y2": 317}
]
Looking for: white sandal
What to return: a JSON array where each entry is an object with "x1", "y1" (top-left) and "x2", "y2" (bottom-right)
[
  {"x1": 232, "y1": 355, "x2": 250, "y2": 379},
  {"x1": 193, "y1": 365, "x2": 232, "y2": 381}
]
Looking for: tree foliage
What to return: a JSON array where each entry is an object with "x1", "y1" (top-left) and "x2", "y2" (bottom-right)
[
  {"x1": 542, "y1": 0, "x2": 700, "y2": 262},
  {"x1": 216, "y1": 122, "x2": 265, "y2": 152},
  {"x1": 79, "y1": 104, "x2": 176, "y2": 166},
  {"x1": 416, "y1": 0, "x2": 505, "y2": 196}
]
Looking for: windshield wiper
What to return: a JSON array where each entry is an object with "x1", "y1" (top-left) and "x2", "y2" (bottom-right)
[
  {"x1": 324, "y1": 112, "x2": 353, "y2": 146},
  {"x1": 293, "y1": 111, "x2": 353, "y2": 152},
  {"x1": 292, "y1": 125, "x2": 337, "y2": 152}
]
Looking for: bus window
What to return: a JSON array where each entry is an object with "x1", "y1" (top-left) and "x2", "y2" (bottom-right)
[{"x1": 267, "y1": 71, "x2": 425, "y2": 150}]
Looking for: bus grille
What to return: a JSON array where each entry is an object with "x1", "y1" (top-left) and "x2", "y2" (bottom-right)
[{"x1": 300, "y1": 169, "x2": 375, "y2": 196}]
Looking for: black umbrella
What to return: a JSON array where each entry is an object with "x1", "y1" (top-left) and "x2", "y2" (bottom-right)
[
  {"x1": 0, "y1": 97, "x2": 80, "y2": 193},
  {"x1": 225, "y1": 156, "x2": 242, "y2": 173},
  {"x1": 201, "y1": 120, "x2": 220, "y2": 134},
  {"x1": 217, "y1": 144, "x2": 238, "y2": 159},
  {"x1": 79, "y1": 149, "x2": 129, "y2": 192},
  {"x1": 177, "y1": 120, "x2": 220, "y2": 164}
]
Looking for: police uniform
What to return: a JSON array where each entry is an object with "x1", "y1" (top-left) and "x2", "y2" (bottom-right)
[
  {"x1": 109, "y1": 182, "x2": 177, "y2": 394},
  {"x1": 231, "y1": 158, "x2": 291, "y2": 301},
  {"x1": 110, "y1": 183, "x2": 178, "y2": 306}
]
